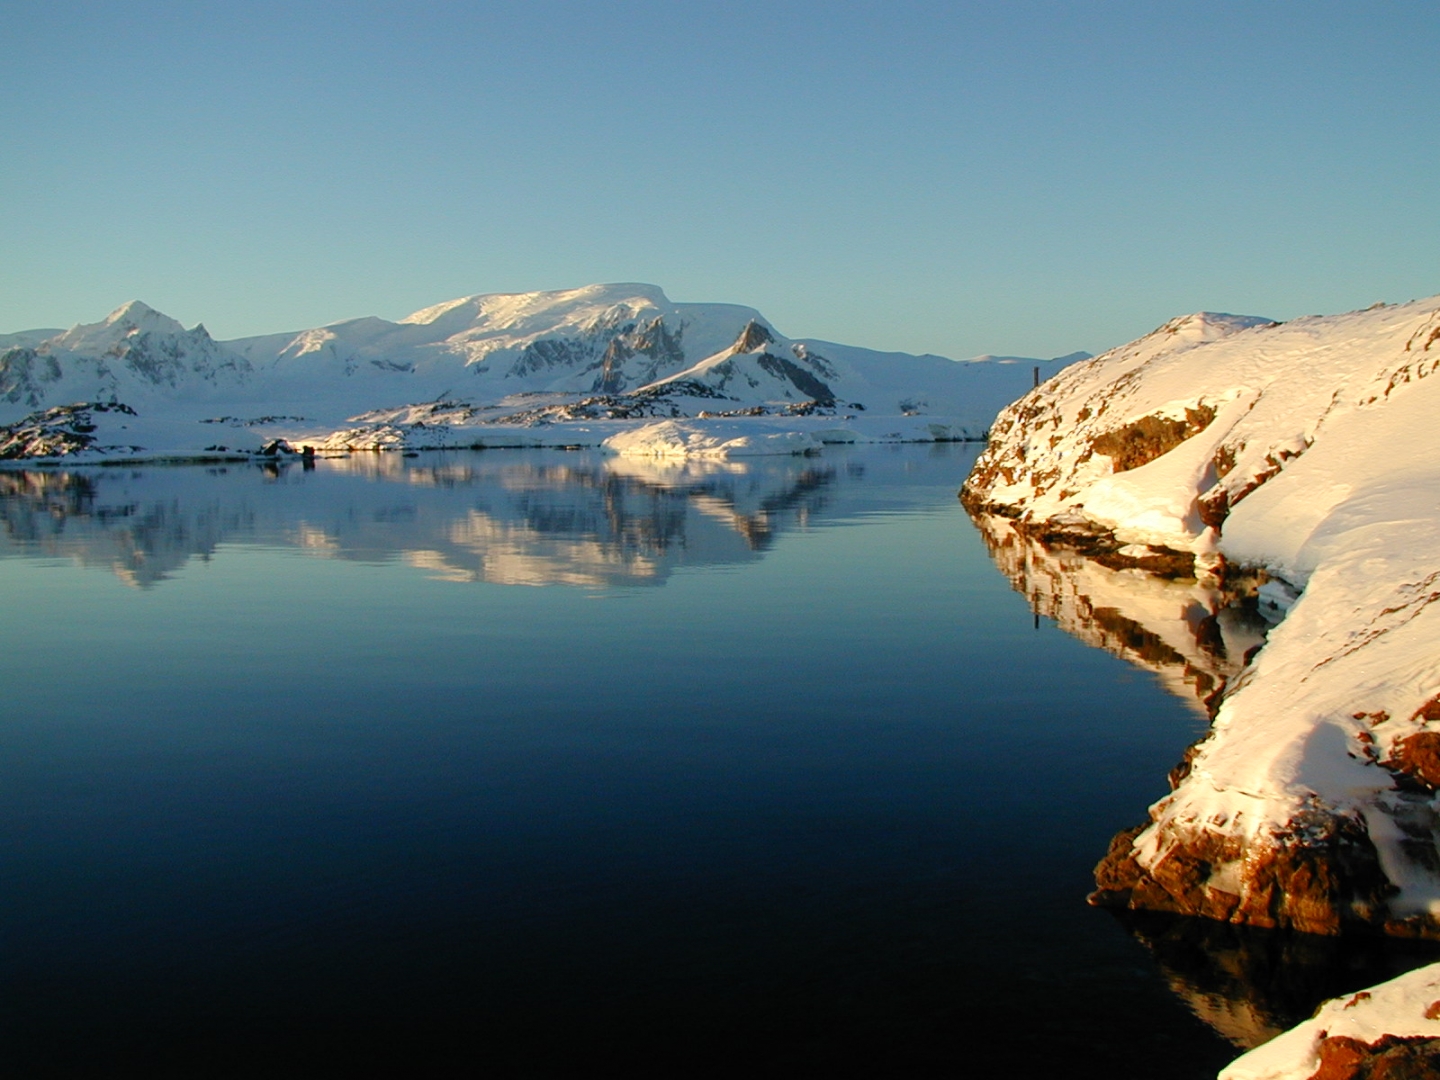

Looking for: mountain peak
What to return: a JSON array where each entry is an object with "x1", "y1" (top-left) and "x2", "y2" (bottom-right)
[
  {"x1": 92, "y1": 300, "x2": 190, "y2": 338},
  {"x1": 105, "y1": 300, "x2": 160, "y2": 324},
  {"x1": 52, "y1": 301, "x2": 188, "y2": 351},
  {"x1": 732, "y1": 320, "x2": 774, "y2": 353}
]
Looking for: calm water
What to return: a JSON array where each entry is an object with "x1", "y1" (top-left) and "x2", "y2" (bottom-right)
[{"x1": 0, "y1": 446, "x2": 1430, "y2": 1076}]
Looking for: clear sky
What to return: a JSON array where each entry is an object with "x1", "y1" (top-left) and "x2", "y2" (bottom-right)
[{"x1": 4, "y1": 0, "x2": 1437, "y2": 358}]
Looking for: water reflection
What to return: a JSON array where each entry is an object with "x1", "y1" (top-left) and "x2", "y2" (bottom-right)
[
  {"x1": 968, "y1": 511, "x2": 1440, "y2": 1050},
  {"x1": 0, "y1": 470, "x2": 250, "y2": 588},
  {"x1": 970, "y1": 512, "x2": 1268, "y2": 715},
  {"x1": 0, "y1": 451, "x2": 864, "y2": 588},
  {"x1": 1116, "y1": 911, "x2": 1440, "y2": 1050}
]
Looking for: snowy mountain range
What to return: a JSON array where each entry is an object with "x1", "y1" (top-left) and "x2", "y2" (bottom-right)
[{"x1": 0, "y1": 284, "x2": 1087, "y2": 460}]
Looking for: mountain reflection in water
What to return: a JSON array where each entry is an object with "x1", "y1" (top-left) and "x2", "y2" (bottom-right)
[
  {"x1": 0, "y1": 452, "x2": 851, "y2": 589},
  {"x1": 969, "y1": 511, "x2": 1440, "y2": 1051}
]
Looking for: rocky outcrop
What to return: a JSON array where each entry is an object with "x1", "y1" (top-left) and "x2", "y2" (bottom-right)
[
  {"x1": 1089, "y1": 404, "x2": 1217, "y2": 473},
  {"x1": 1219, "y1": 962, "x2": 1440, "y2": 1079},
  {"x1": 1091, "y1": 810, "x2": 1397, "y2": 937},
  {"x1": 962, "y1": 296, "x2": 1440, "y2": 941},
  {"x1": 1307, "y1": 1034, "x2": 1440, "y2": 1080},
  {"x1": 732, "y1": 319, "x2": 774, "y2": 353},
  {"x1": 0, "y1": 402, "x2": 138, "y2": 459}
]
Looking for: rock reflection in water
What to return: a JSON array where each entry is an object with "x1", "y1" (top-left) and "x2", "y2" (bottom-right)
[
  {"x1": 1116, "y1": 910, "x2": 1440, "y2": 1050},
  {"x1": 0, "y1": 452, "x2": 842, "y2": 588},
  {"x1": 968, "y1": 512, "x2": 1440, "y2": 1052},
  {"x1": 969, "y1": 513, "x2": 1268, "y2": 715}
]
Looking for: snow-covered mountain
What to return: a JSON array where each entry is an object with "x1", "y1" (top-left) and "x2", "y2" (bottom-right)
[
  {"x1": 0, "y1": 284, "x2": 1087, "y2": 460},
  {"x1": 0, "y1": 301, "x2": 252, "y2": 414},
  {"x1": 222, "y1": 283, "x2": 772, "y2": 418},
  {"x1": 962, "y1": 293, "x2": 1440, "y2": 943}
]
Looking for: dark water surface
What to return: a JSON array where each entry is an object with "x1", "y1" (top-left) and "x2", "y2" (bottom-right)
[{"x1": 0, "y1": 445, "x2": 1414, "y2": 1076}]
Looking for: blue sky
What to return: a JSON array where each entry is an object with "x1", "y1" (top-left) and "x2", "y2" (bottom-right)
[{"x1": 4, "y1": 0, "x2": 1437, "y2": 358}]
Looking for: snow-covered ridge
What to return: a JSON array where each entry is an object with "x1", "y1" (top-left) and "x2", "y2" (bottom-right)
[
  {"x1": 1, "y1": 285, "x2": 1087, "y2": 461},
  {"x1": 962, "y1": 294, "x2": 1440, "y2": 944}
]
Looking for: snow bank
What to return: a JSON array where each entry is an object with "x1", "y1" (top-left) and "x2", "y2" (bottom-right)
[
  {"x1": 963, "y1": 295, "x2": 1440, "y2": 939},
  {"x1": 1220, "y1": 963, "x2": 1440, "y2": 1080},
  {"x1": 603, "y1": 420, "x2": 821, "y2": 459}
]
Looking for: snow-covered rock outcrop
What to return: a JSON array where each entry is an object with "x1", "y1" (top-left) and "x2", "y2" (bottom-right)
[
  {"x1": 1220, "y1": 964, "x2": 1440, "y2": 1080},
  {"x1": 0, "y1": 285, "x2": 1086, "y2": 462},
  {"x1": 962, "y1": 296, "x2": 1440, "y2": 938}
]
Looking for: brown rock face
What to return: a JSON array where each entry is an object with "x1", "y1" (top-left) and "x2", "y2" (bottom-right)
[
  {"x1": 1089, "y1": 810, "x2": 1403, "y2": 937},
  {"x1": 1090, "y1": 826, "x2": 1148, "y2": 907},
  {"x1": 1310, "y1": 1033, "x2": 1440, "y2": 1080},
  {"x1": 1089, "y1": 405, "x2": 1218, "y2": 473},
  {"x1": 1392, "y1": 733, "x2": 1440, "y2": 789},
  {"x1": 732, "y1": 319, "x2": 774, "y2": 353},
  {"x1": 1198, "y1": 486, "x2": 1231, "y2": 529}
]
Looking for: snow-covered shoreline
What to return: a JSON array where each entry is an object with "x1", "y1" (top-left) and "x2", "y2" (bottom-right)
[
  {"x1": 1220, "y1": 964, "x2": 1440, "y2": 1079},
  {"x1": 960, "y1": 294, "x2": 1440, "y2": 1075},
  {"x1": 0, "y1": 407, "x2": 991, "y2": 469},
  {"x1": 963, "y1": 295, "x2": 1440, "y2": 940},
  {"x1": 960, "y1": 293, "x2": 1440, "y2": 990}
]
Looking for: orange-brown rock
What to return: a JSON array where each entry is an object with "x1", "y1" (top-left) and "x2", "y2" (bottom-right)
[
  {"x1": 1391, "y1": 733, "x2": 1440, "y2": 789},
  {"x1": 1309, "y1": 1033, "x2": 1440, "y2": 1080},
  {"x1": 1089, "y1": 405, "x2": 1217, "y2": 473},
  {"x1": 1090, "y1": 826, "x2": 1148, "y2": 907},
  {"x1": 1090, "y1": 811, "x2": 1401, "y2": 937}
]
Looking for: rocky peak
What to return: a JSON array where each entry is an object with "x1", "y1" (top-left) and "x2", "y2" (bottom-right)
[{"x1": 732, "y1": 320, "x2": 774, "y2": 354}]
